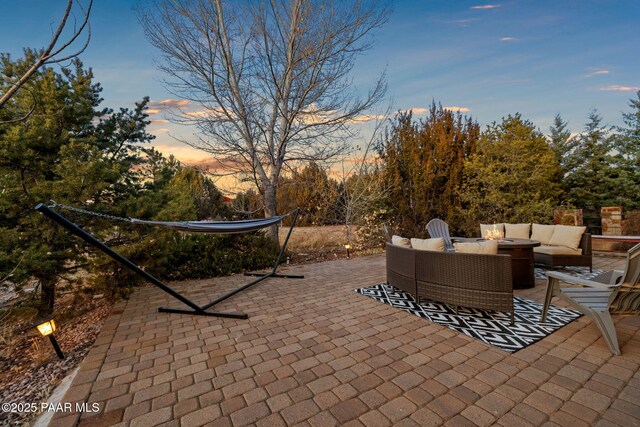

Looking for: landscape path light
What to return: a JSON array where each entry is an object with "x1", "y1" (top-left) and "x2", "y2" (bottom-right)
[
  {"x1": 345, "y1": 243, "x2": 351, "y2": 258},
  {"x1": 36, "y1": 319, "x2": 65, "y2": 360}
]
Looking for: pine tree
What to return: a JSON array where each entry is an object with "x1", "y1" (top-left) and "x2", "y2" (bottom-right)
[
  {"x1": 563, "y1": 110, "x2": 619, "y2": 210},
  {"x1": 548, "y1": 113, "x2": 575, "y2": 176},
  {"x1": 0, "y1": 54, "x2": 154, "y2": 314},
  {"x1": 611, "y1": 91, "x2": 640, "y2": 210}
]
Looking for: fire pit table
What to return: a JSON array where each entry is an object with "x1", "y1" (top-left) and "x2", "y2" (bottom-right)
[{"x1": 453, "y1": 238, "x2": 541, "y2": 289}]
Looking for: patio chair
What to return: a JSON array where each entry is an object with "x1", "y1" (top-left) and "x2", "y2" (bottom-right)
[
  {"x1": 383, "y1": 223, "x2": 392, "y2": 243},
  {"x1": 426, "y1": 219, "x2": 454, "y2": 252},
  {"x1": 540, "y1": 243, "x2": 640, "y2": 355}
]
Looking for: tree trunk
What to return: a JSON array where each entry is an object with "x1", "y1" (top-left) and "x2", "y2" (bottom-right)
[
  {"x1": 263, "y1": 183, "x2": 280, "y2": 246},
  {"x1": 39, "y1": 280, "x2": 56, "y2": 315}
]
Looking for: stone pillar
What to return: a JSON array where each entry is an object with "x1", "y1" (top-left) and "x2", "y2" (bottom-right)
[
  {"x1": 553, "y1": 208, "x2": 583, "y2": 226},
  {"x1": 601, "y1": 206, "x2": 622, "y2": 236}
]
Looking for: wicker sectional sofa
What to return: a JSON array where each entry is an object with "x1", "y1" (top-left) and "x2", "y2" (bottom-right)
[
  {"x1": 481, "y1": 223, "x2": 593, "y2": 271},
  {"x1": 533, "y1": 232, "x2": 592, "y2": 272},
  {"x1": 386, "y1": 243, "x2": 515, "y2": 323}
]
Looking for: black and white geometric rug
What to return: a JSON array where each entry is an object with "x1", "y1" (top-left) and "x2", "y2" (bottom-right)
[
  {"x1": 355, "y1": 284, "x2": 582, "y2": 353},
  {"x1": 534, "y1": 266, "x2": 604, "y2": 280}
]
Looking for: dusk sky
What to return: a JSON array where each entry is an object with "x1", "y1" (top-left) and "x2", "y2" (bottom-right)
[{"x1": 2, "y1": 0, "x2": 639, "y2": 168}]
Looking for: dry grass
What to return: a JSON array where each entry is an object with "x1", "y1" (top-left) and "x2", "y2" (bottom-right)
[
  {"x1": 277, "y1": 225, "x2": 384, "y2": 265},
  {"x1": 27, "y1": 337, "x2": 50, "y2": 366},
  {"x1": 0, "y1": 311, "x2": 16, "y2": 360},
  {"x1": 279, "y1": 225, "x2": 349, "y2": 250}
]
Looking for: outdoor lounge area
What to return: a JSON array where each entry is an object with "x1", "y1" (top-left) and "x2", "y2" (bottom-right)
[
  {"x1": 46, "y1": 253, "x2": 640, "y2": 427},
  {"x1": 3, "y1": 2, "x2": 640, "y2": 427}
]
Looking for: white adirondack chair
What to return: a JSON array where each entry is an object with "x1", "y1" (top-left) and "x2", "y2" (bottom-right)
[{"x1": 540, "y1": 243, "x2": 640, "y2": 355}]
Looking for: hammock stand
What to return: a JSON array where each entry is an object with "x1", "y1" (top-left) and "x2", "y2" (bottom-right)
[{"x1": 35, "y1": 203, "x2": 303, "y2": 319}]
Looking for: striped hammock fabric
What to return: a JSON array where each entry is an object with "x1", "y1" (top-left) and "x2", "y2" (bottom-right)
[{"x1": 129, "y1": 215, "x2": 286, "y2": 234}]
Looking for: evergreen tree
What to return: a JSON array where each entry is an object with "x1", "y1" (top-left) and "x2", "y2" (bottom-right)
[
  {"x1": 611, "y1": 91, "x2": 640, "y2": 210},
  {"x1": 563, "y1": 110, "x2": 619, "y2": 210},
  {"x1": 378, "y1": 102, "x2": 480, "y2": 235},
  {"x1": 157, "y1": 167, "x2": 229, "y2": 221},
  {"x1": 0, "y1": 53, "x2": 154, "y2": 314},
  {"x1": 548, "y1": 113, "x2": 575, "y2": 176},
  {"x1": 457, "y1": 114, "x2": 562, "y2": 235}
]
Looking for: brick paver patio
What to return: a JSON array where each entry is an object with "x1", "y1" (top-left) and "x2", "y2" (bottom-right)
[{"x1": 51, "y1": 254, "x2": 640, "y2": 426}]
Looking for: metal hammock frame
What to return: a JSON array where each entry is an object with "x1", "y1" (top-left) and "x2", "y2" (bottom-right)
[{"x1": 35, "y1": 203, "x2": 303, "y2": 319}]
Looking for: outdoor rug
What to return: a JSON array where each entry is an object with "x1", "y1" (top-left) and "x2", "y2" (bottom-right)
[
  {"x1": 534, "y1": 266, "x2": 605, "y2": 280},
  {"x1": 355, "y1": 284, "x2": 582, "y2": 353}
]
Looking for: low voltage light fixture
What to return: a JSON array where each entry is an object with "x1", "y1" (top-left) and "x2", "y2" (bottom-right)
[
  {"x1": 344, "y1": 243, "x2": 352, "y2": 258},
  {"x1": 36, "y1": 319, "x2": 65, "y2": 360}
]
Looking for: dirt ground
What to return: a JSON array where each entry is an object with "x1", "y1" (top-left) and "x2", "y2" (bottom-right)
[{"x1": 0, "y1": 294, "x2": 111, "y2": 426}]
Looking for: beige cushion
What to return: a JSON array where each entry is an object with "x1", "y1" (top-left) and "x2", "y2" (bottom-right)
[
  {"x1": 504, "y1": 223, "x2": 531, "y2": 239},
  {"x1": 534, "y1": 245, "x2": 583, "y2": 256},
  {"x1": 391, "y1": 235, "x2": 411, "y2": 248},
  {"x1": 480, "y1": 223, "x2": 505, "y2": 239},
  {"x1": 454, "y1": 240, "x2": 499, "y2": 255},
  {"x1": 548, "y1": 225, "x2": 586, "y2": 249},
  {"x1": 531, "y1": 224, "x2": 555, "y2": 245},
  {"x1": 410, "y1": 237, "x2": 445, "y2": 252}
]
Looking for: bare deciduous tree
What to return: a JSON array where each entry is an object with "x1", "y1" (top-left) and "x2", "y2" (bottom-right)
[
  {"x1": 334, "y1": 113, "x2": 390, "y2": 246},
  {"x1": 0, "y1": 0, "x2": 93, "y2": 121},
  {"x1": 138, "y1": 0, "x2": 389, "y2": 241}
]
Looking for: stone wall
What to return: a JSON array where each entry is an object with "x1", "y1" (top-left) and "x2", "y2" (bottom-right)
[{"x1": 601, "y1": 206, "x2": 622, "y2": 236}]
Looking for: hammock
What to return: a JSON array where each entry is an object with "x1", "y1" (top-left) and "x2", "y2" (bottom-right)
[
  {"x1": 130, "y1": 216, "x2": 286, "y2": 234},
  {"x1": 35, "y1": 202, "x2": 303, "y2": 319}
]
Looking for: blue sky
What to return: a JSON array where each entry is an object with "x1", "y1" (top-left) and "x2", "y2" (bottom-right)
[{"x1": 2, "y1": 0, "x2": 639, "y2": 165}]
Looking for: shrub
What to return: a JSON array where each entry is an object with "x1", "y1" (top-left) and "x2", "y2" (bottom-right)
[
  {"x1": 355, "y1": 208, "x2": 389, "y2": 250},
  {"x1": 92, "y1": 231, "x2": 279, "y2": 298}
]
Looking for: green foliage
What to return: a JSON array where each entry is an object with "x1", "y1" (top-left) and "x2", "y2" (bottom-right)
[
  {"x1": 156, "y1": 167, "x2": 230, "y2": 221},
  {"x1": 548, "y1": 113, "x2": 576, "y2": 179},
  {"x1": 456, "y1": 114, "x2": 561, "y2": 235},
  {"x1": 92, "y1": 231, "x2": 278, "y2": 297},
  {"x1": 378, "y1": 103, "x2": 480, "y2": 236},
  {"x1": 0, "y1": 53, "x2": 154, "y2": 313},
  {"x1": 611, "y1": 91, "x2": 640, "y2": 210},
  {"x1": 563, "y1": 110, "x2": 621, "y2": 210},
  {"x1": 0, "y1": 53, "x2": 266, "y2": 314}
]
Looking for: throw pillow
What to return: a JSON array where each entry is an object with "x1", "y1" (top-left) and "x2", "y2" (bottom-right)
[
  {"x1": 410, "y1": 237, "x2": 445, "y2": 252},
  {"x1": 453, "y1": 240, "x2": 499, "y2": 254},
  {"x1": 531, "y1": 224, "x2": 556, "y2": 245},
  {"x1": 480, "y1": 223, "x2": 505, "y2": 239},
  {"x1": 548, "y1": 225, "x2": 586, "y2": 249},
  {"x1": 391, "y1": 235, "x2": 411, "y2": 248},
  {"x1": 504, "y1": 223, "x2": 531, "y2": 239}
]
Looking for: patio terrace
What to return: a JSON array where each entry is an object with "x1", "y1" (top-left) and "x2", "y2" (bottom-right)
[{"x1": 50, "y1": 253, "x2": 639, "y2": 427}]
